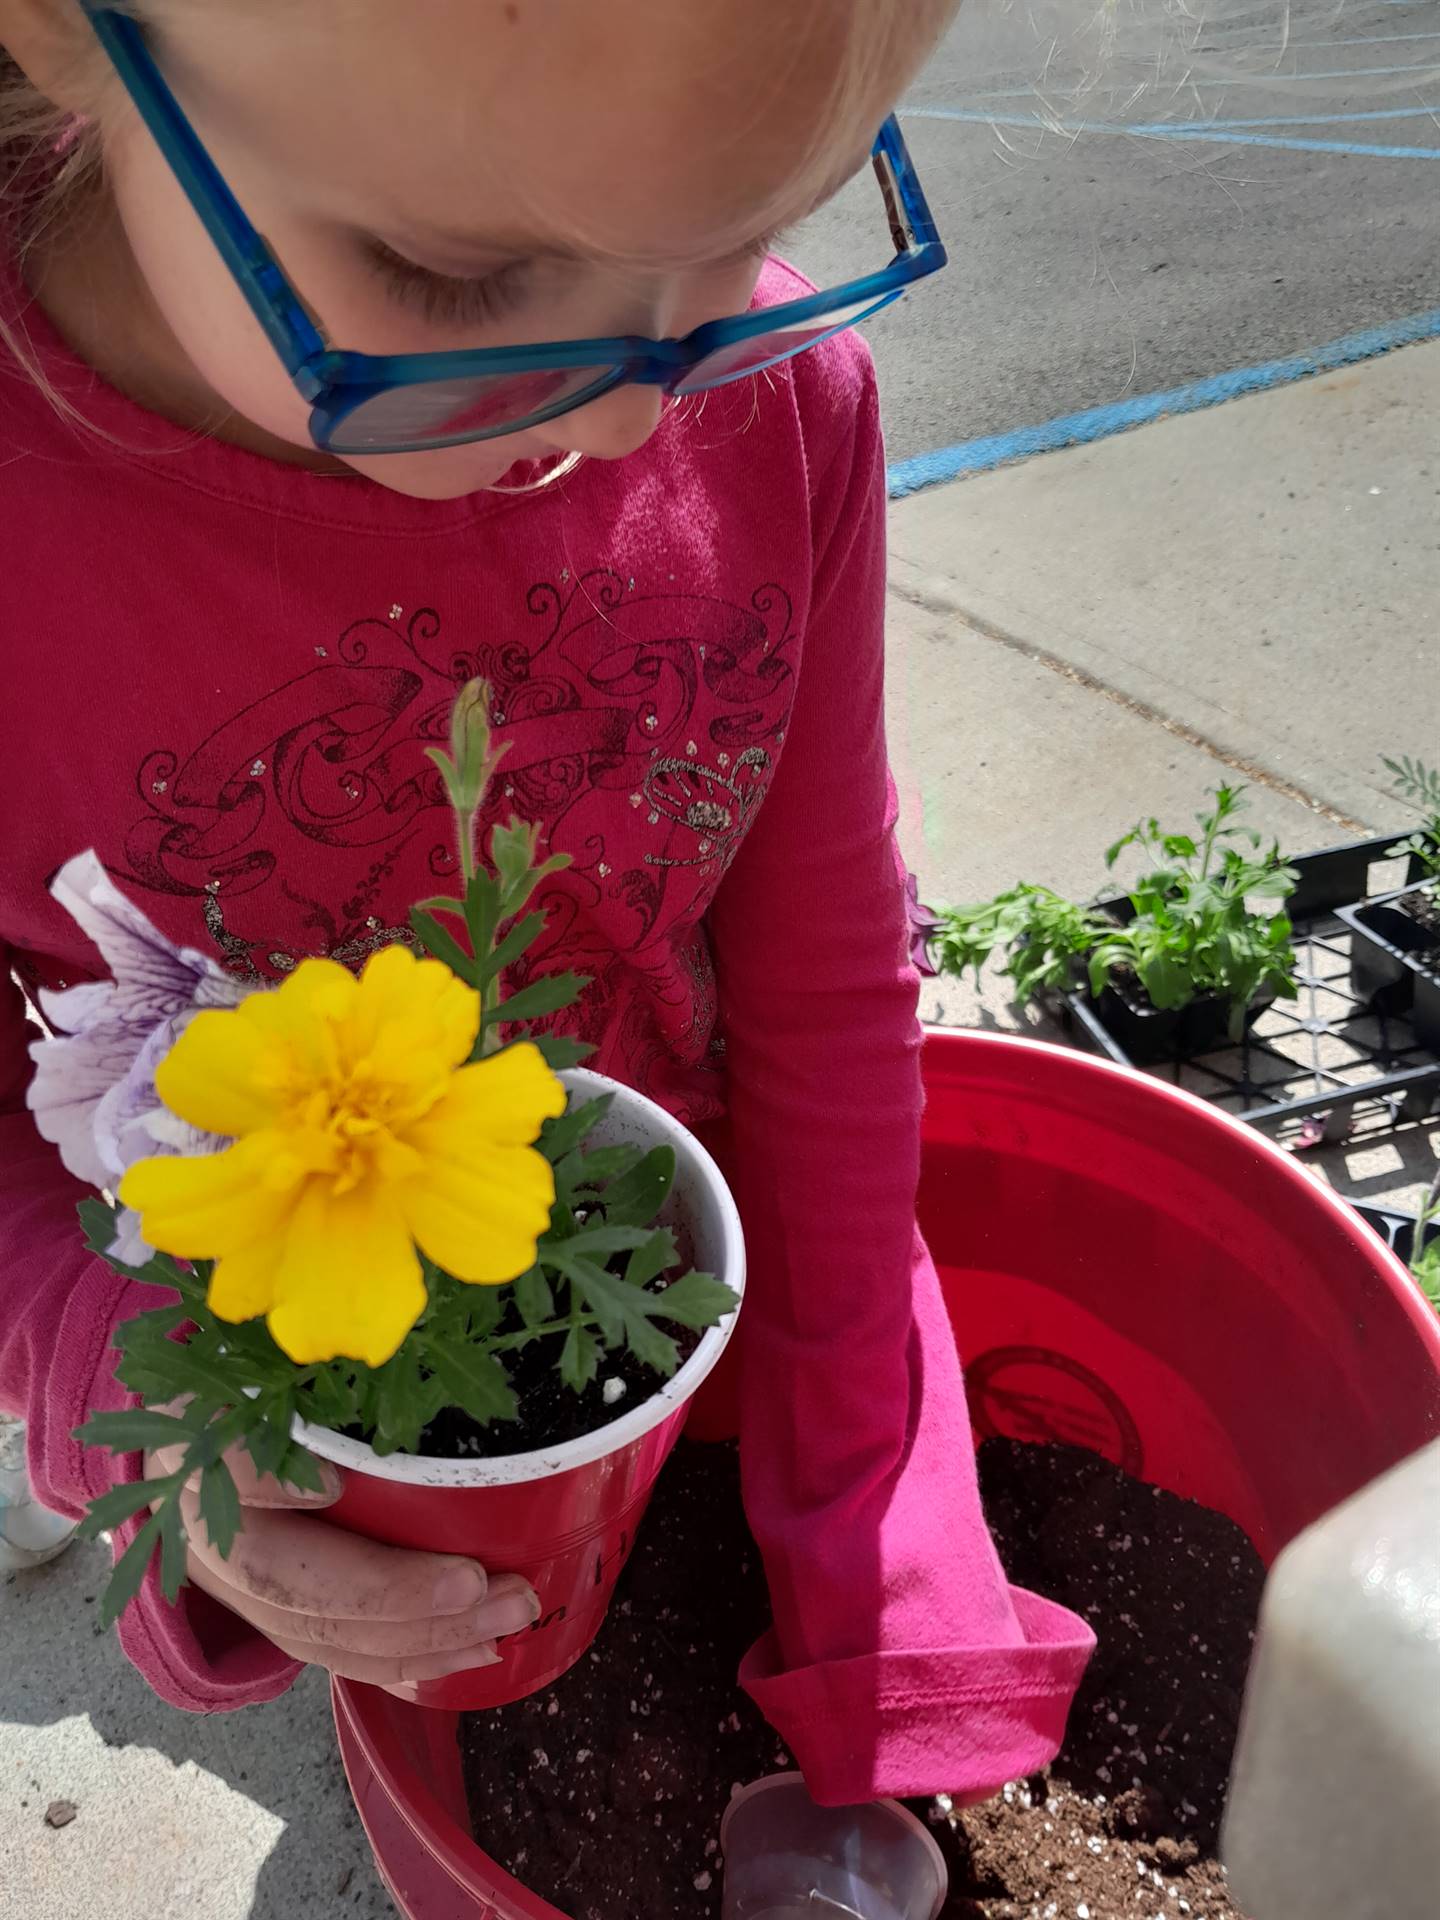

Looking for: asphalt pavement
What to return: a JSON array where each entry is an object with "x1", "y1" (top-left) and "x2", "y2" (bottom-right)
[{"x1": 790, "y1": 0, "x2": 1440, "y2": 462}]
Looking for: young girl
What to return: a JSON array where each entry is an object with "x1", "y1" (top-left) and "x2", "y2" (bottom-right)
[{"x1": 0, "y1": 0, "x2": 1091, "y2": 1811}]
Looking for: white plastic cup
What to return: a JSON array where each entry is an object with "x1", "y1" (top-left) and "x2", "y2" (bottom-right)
[
  {"x1": 0, "y1": 1418, "x2": 78, "y2": 1572},
  {"x1": 721, "y1": 1775, "x2": 949, "y2": 1920}
]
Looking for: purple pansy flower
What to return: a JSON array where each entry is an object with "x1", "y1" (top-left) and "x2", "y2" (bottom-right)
[
  {"x1": 904, "y1": 871, "x2": 942, "y2": 978},
  {"x1": 27, "y1": 852, "x2": 247, "y2": 1260}
]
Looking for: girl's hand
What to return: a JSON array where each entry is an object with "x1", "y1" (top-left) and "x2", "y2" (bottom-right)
[{"x1": 144, "y1": 1433, "x2": 539, "y2": 1698}]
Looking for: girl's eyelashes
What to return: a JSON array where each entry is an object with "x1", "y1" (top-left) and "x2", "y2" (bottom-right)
[
  {"x1": 361, "y1": 238, "x2": 532, "y2": 328},
  {"x1": 360, "y1": 226, "x2": 780, "y2": 332}
]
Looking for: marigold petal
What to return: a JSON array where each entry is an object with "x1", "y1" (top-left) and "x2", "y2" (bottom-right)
[
  {"x1": 207, "y1": 1232, "x2": 286, "y2": 1324},
  {"x1": 234, "y1": 958, "x2": 357, "y2": 1083},
  {"x1": 401, "y1": 1141, "x2": 556, "y2": 1284},
  {"x1": 153, "y1": 1007, "x2": 284, "y2": 1138},
  {"x1": 349, "y1": 945, "x2": 479, "y2": 1081},
  {"x1": 118, "y1": 1135, "x2": 293, "y2": 1259},
  {"x1": 420, "y1": 1042, "x2": 567, "y2": 1148},
  {"x1": 267, "y1": 1182, "x2": 427, "y2": 1368}
]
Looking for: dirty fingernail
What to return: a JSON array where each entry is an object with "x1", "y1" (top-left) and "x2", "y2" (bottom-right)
[
  {"x1": 483, "y1": 1593, "x2": 541, "y2": 1639},
  {"x1": 384, "y1": 1681, "x2": 421, "y2": 1702},
  {"x1": 433, "y1": 1564, "x2": 487, "y2": 1612}
]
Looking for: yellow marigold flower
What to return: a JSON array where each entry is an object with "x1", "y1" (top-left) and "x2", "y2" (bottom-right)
[{"x1": 118, "y1": 946, "x2": 567, "y2": 1367}]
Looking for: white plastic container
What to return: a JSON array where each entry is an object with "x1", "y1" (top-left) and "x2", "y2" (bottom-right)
[
  {"x1": 1222, "y1": 1438, "x2": 1440, "y2": 1920},
  {"x1": 0, "y1": 1417, "x2": 78, "y2": 1571}
]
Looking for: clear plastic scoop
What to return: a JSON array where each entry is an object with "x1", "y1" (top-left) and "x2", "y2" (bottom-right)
[{"x1": 722, "y1": 1774, "x2": 948, "y2": 1920}]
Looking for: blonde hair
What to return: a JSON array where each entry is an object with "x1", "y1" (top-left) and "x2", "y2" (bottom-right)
[
  {"x1": 0, "y1": 0, "x2": 961, "y2": 446},
  {"x1": 0, "y1": 8, "x2": 115, "y2": 426}
]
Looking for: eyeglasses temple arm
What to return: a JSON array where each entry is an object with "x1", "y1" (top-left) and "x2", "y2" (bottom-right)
[{"x1": 84, "y1": 7, "x2": 326, "y2": 374}]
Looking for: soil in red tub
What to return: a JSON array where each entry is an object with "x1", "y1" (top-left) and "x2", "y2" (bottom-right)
[{"x1": 460, "y1": 1440, "x2": 1263, "y2": 1920}]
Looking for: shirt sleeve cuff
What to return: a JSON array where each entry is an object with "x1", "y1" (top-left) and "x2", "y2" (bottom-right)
[
  {"x1": 740, "y1": 1588, "x2": 1096, "y2": 1807},
  {"x1": 111, "y1": 1507, "x2": 304, "y2": 1714}
]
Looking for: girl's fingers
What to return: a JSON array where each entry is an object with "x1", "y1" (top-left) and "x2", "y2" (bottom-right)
[
  {"x1": 177, "y1": 1478, "x2": 495, "y2": 1621},
  {"x1": 146, "y1": 1428, "x2": 340, "y2": 1509},
  {"x1": 186, "y1": 1549, "x2": 540, "y2": 1655},
  {"x1": 261, "y1": 1626, "x2": 503, "y2": 1687},
  {"x1": 224, "y1": 1440, "x2": 342, "y2": 1509}
]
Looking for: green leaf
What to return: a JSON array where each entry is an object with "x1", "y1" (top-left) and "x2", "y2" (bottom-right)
[
  {"x1": 78, "y1": 1476, "x2": 164, "y2": 1537},
  {"x1": 559, "y1": 1323, "x2": 600, "y2": 1391},
  {"x1": 301, "y1": 1365, "x2": 362, "y2": 1434},
  {"x1": 480, "y1": 911, "x2": 548, "y2": 984},
  {"x1": 495, "y1": 972, "x2": 589, "y2": 1026},
  {"x1": 242, "y1": 1417, "x2": 296, "y2": 1482},
  {"x1": 489, "y1": 815, "x2": 542, "y2": 900},
  {"x1": 618, "y1": 1315, "x2": 679, "y2": 1376},
  {"x1": 276, "y1": 1443, "x2": 328, "y2": 1495},
  {"x1": 409, "y1": 906, "x2": 478, "y2": 984},
  {"x1": 653, "y1": 1270, "x2": 740, "y2": 1328},
  {"x1": 112, "y1": 1318, "x2": 242, "y2": 1408},
  {"x1": 460, "y1": 1283, "x2": 509, "y2": 1339},
  {"x1": 198, "y1": 1460, "x2": 243, "y2": 1557},
  {"x1": 566, "y1": 1144, "x2": 644, "y2": 1186},
  {"x1": 429, "y1": 1344, "x2": 518, "y2": 1427},
  {"x1": 558, "y1": 1256, "x2": 680, "y2": 1376},
  {"x1": 623, "y1": 1229, "x2": 679, "y2": 1291},
  {"x1": 97, "y1": 1510, "x2": 165, "y2": 1629},
  {"x1": 513, "y1": 1265, "x2": 554, "y2": 1327},
  {"x1": 74, "y1": 1409, "x2": 194, "y2": 1455},
  {"x1": 541, "y1": 1095, "x2": 613, "y2": 1164},
  {"x1": 462, "y1": 870, "x2": 503, "y2": 971},
  {"x1": 79, "y1": 1199, "x2": 201, "y2": 1295},
  {"x1": 558, "y1": 1223, "x2": 656, "y2": 1260},
  {"x1": 368, "y1": 1348, "x2": 437, "y2": 1456},
  {"x1": 157, "y1": 1500, "x2": 190, "y2": 1603},
  {"x1": 530, "y1": 1033, "x2": 596, "y2": 1072},
  {"x1": 595, "y1": 1145, "x2": 675, "y2": 1227}
]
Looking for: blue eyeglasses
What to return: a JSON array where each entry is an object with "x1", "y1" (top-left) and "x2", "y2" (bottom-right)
[{"x1": 84, "y1": 7, "x2": 946, "y2": 457}]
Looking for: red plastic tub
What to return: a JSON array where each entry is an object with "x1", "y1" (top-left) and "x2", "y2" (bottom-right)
[{"x1": 334, "y1": 1031, "x2": 1440, "y2": 1920}]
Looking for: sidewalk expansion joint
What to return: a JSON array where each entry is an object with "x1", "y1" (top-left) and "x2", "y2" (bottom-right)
[{"x1": 888, "y1": 580, "x2": 1369, "y2": 836}]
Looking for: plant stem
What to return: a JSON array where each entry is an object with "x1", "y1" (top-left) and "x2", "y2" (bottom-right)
[{"x1": 487, "y1": 1313, "x2": 602, "y2": 1355}]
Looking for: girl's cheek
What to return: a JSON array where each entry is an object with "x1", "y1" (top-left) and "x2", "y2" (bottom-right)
[{"x1": 109, "y1": 136, "x2": 320, "y2": 447}]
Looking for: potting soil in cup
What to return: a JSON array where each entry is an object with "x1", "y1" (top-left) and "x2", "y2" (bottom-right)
[{"x1": 460, "y1": 1440, "x2": 1264, "y2": 1920}]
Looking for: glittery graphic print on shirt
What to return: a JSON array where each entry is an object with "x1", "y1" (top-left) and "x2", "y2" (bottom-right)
[{"x1": 109, "y1": 572, "x2": 796, "y2": 1112}]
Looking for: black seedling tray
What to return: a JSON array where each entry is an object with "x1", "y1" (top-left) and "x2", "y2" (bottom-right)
[
  {"x1": 1336, "y1": 887, "x2": 1440, "y2": 1053},
  {"x1": 1047, "y1": 833, "x2": 1440, "y2": 1143},
  {"x1": 1352, "y1": 1198, "x2": 1440, "y2": 1273}
]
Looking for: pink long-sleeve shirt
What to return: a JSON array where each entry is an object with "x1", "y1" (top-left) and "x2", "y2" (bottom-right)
[{"x1": 0, "y1": 254, "x2": 1091, "y2": 1804}]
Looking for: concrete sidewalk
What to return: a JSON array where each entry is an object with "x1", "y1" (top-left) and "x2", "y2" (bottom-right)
[
  {"x1": 4, "y1": 342, "x2": 1438, "y2": 1920},
  {"x1": 889, "y1": 337, "x2": 1440, "y2": 1215}
]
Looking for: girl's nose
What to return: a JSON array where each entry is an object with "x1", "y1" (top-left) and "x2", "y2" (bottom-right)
[{"x1": 540, "y1": 382, "x2": 667, "y2": 462}]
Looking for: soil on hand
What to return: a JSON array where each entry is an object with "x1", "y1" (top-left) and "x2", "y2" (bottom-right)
[{"x1": 461, "y1": 1439, "x2": 1264, "y2": 1920}]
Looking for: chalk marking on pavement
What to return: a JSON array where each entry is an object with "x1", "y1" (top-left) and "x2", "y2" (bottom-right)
[
  {"x1": 885, "y1": 304, "x2": 1440, "y2": 499},
  {"x1": 905, "y1": 102, "x2": 1440, "y2": 158}
]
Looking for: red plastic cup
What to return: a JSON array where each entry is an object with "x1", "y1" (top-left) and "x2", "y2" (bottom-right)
[
  {"x1": 301, "y1": 1068, "x2": 746, "y2": 1712},
  {"x1": 333, "y1": 1031, "x2": 1440, "y2": 1920}
]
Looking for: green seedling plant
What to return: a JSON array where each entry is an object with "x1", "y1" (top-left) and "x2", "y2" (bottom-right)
[
  {"x1": 933, "y1": 786, "x2": 1300, "y2": 1040},
  {"x1": 1409, "y1": 1170, "x2": 1440, "y2": 1315},
  {"x1": 66, "y1": 682, "x2": 738, "y2": 1630},
  {"x1": 1382, "y1": 755, "x2": 1440, "y2": 885}
]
